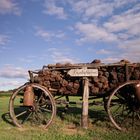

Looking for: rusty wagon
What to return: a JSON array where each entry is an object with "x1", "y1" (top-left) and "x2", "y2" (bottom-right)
[{"x1": 9, "y1": 60, "x2": 140, "y2": 131}]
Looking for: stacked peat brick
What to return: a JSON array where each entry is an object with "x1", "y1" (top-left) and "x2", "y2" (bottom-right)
[
  {"x1": 34, "y1": 68, "x2": 81, "y2": 95},
  {"x1": 33, "y1": 60, "x2": 140, "y2": 95}
]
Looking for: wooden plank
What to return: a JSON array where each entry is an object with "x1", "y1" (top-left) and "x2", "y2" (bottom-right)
[
  {"x1": 81, "y1": 77, "x2": 89, "y2": 129},
  {"x1": 68, "y1": 67, "x2": 98, "y2": 77},
  {"x1": 46, "y1": 62, "x2": 138, "y2": 70}
]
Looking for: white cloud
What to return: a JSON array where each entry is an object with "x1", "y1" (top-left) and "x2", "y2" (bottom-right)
[
  {"x1": 40, "y1": 0, "x2": 140, "y2": 63},
  {"x1": 51, "y1": 51, "x2": 75, "y2": 63},
  {"x1": 72, "y1": 1, "x2": 140, "y2": 64},
  {"x1": 19, "y1": 58, "x2": 33, "y2": 63},
  {"x1": 70, "y1": 0, "x2": 139, "y2": 20},
  {"x1": 0, "y1": 0, "x2": 21, "y2": 15},
  {"x1": 43, "y1": 0, "x2": 67, "y2": 19},
  {"x1": 100, "y1": 38, "x2": 140, "y2": 63},
  {"x1": 19, "y1": 55, "x2": 37, "y2": 63},
  {"x1": 118, "y1": 39, "x2": 140, "y2": 62},
  {"x1": 83, "y1": 1, "x2": 113, "y2": 19},
  {"x1": 102, "y1": 57, "x2": 121, "y2": 63},
  {"x1": 104, "y1": 3, "x2": 140, "y2": 36},
  {"x1": 0, "y1": 34, "x2": 9, "y2": 45},
  {"x1": 0, "y1": 79, "x2": 27, "y2": 90},
  {"x1": 113, "y1": 0, "x2": 138, "y2": 8},
  {"x1": 70, "y1": 0, "x2": 113, "y2": 20},
  {"x1": 0, "y1": 65, "x2": 28, "y2": 79},
  {"x1": 36, "y1": 28, "x2": 65, "y2": 41},
  {"x1": 96, "y1": 49, "x2": 111, "y2": 54},
  {"x1": 48, "y1": 47, "x2": 79, "y2": 63},
  {"x1": 75, "y1": 22, "x2": 118, "y2": 44},
  {"x1": 0, "y1": 80, "x2": 23, "y2": 88},
  {"x1": 36, "y1": 29, "x2": 51, "y2": 41}
]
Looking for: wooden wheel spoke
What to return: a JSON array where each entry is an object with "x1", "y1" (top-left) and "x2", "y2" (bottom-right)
[
  {"x1": 15, "y1": 110, "x2": 28, "y2": 118},
  {"x1": 110, "y1": 99, "x2": 124, "y2": 107},
  {"x1": 119, "y1": 110, "x2": 132, "y2": 124},
  {"x1": 131, "y1": 111, "x2": 135, "y2": 128},
  {"x1": 121, "y1": 105, "x2": 126, "y2": 116},
  {"x1": 137, "y1": 113, "x2": 140, "y2": 119},
  {"x1": 36, "y1": 93, "x2": 44, "y2": 103},
  {"x1": 35, "y1": 111, "x2": 43, "y2": 120},
  {"x1": 39, "y1": 106, "x2": 52, "y2": 113},
  {"x1": 116, "y1": 94, "x2": 125, "y2": 102},
  {"x1": 40, "y1": 100, "x2": 51, "y2": 105},
  {"x1": 36, "y1": 109, "x2": 49, "y2": 124},
  {"x1": 33, "y1": 111, "x2": 47, "y2": 124},
  {"x1": 111, "y1": 104, "x2": 123, "y2": 115},
  {"x1": 31, "y1": 112, "x2": 39, "y2": 122},
  {"x1": 21, "y1": 112, "x2": 33, "y2": 124}
]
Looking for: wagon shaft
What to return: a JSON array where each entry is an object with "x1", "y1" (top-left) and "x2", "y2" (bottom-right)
[{"x1": 30, "y1": 60, "x2": 140, "y2": 96}]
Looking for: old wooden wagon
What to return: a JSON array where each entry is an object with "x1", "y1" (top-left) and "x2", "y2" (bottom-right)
[{"x1": 9, "y1": 60, "x2": 140, "y2": 131}]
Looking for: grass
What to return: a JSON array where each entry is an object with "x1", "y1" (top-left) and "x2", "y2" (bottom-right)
[
  {"x1": 0, "y1": 92, "x2": 12, "y2": 97},
  {"x1": 0, "y1": 95, "x2": 139, "y2": 140}
]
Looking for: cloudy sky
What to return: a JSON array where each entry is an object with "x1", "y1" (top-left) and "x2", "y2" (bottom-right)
[{"x1": 0, "y1": 0, "x2": 140, "y2": 90}]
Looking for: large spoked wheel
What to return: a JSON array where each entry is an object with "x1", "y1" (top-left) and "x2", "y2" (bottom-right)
[
  {"x1": 107, "y1": 80, "x2": 140, "y2": 131},
  {"x1": 9, "y1": 83, "x2": 56, "y2": 129}
]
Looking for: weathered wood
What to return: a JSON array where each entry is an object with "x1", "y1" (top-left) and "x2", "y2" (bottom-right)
[
  {"x1": 68, "y1": 67, "x2": 98, "y2": 77},
  {"x1": 46, "y1": 61, "x2": 138, "y2": 70},
  {"x1": 81, "y1": 77, "x2": 89, "y2": 129}
]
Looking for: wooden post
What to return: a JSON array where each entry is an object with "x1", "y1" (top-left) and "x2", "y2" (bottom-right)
[
  {"x1": 81, "y1": 77, "x2": 89, "y2": 129},
  {"x1": 68, "y1": 67, "x2": 98, "y2": 129}
]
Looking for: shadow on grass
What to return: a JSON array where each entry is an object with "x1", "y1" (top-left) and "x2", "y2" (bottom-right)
[
  {"x1": 1, "y1": 112, "x2": 14, "y2": 126},
  {"x1": 1, "y1": 104, "x2": 110, "y2": 129},
  {"x1": 56, "y1": 105, "x2": 110, "y2": 127}
]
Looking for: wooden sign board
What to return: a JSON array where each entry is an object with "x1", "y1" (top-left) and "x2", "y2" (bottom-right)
[{"x1": 68, "y1": 67, "x2": 98, "y2": 77}]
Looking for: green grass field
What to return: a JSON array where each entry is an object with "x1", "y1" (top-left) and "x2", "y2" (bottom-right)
[{"x1": 0, "y1": 95, "x2": 139, "y2": 140}]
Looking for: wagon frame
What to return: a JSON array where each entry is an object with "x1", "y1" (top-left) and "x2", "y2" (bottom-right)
[{"x1": 9, "y1": 61, "x2": 140, "y2": 131}]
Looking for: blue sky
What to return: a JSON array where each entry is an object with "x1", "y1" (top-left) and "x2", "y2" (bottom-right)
[{"x1": 0, "y1": 0, "x2": 140, "y2": 90}]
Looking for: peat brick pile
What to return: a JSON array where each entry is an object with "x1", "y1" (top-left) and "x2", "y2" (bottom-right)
[{"x1": 33, "y1": 60, "x2": 140, "y2": 95}]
